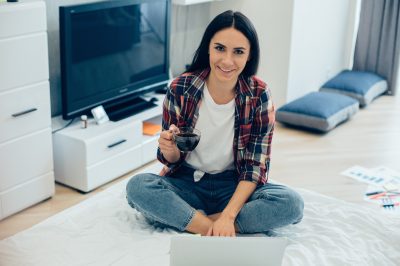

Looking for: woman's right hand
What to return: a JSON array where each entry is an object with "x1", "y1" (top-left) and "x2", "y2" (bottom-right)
[{"x1": 158, "y1": 124, "x2": 181, "y2": 163}]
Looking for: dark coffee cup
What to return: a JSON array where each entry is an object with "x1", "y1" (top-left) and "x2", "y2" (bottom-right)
[{"x1": 173, "y1": 127, "x2": 201, "y2": 153}]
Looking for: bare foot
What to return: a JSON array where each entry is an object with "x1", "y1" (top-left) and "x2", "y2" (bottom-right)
[{"x1": 185, "y1": 211, "x2": 213, "y2": 236}]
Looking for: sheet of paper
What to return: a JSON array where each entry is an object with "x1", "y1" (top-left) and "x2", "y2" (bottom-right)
[
  {"x1": 341, "y1": 165, "x2": 391, "y2": 185},
  {"x1": 370, "y1": 166, "x2": 400, "y2": 184}
]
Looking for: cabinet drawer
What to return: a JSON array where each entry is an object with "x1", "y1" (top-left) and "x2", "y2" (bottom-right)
[
  {"x1": 85, "y1": 121, "x2": 142, "y2": 165},
  {"x1": 0, "y1": 1, "x2": 46, "y2": 39},
  {"x1": 0, "y1": 128, "x2": 53, "y2": 191},
  {"x1": 0, "y1": 81, "x2": 51, "y2": 143},
  {"x1": 0, "y1": 32, "x2": 49, "y2": 92},
  {"x1": 86, "y1": 145, "x2": 142, "y2": 192},
  {"x1": 0, "y1": 172, "x2": 54, "y2": 220}
]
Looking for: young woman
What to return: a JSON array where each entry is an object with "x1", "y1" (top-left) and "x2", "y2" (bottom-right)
[{"x1": 126, "y1": 10, "x2": 304, "y2": 236}]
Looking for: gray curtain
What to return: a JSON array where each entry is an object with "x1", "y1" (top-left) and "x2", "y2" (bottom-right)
[{"x1": 353, "y1": 0, "x2": 400, "y2": 95}]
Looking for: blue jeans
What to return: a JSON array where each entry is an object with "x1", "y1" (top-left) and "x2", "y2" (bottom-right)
[{"x1": 126, "y1": 165, "x2": 304, "y2": 234}]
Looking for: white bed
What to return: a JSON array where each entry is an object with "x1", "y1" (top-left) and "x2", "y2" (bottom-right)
[{"x1": 1, "y1": 163, "x2": 399, "y2": 266}]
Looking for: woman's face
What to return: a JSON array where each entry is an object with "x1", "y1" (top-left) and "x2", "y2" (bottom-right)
[{"x1": 208, "y1": 27, "x2": 250, "y2": 84}]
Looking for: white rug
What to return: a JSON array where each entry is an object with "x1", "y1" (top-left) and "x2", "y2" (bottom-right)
[{"x1": 0, "y1": 162, "x2": 399, "y2": 266}]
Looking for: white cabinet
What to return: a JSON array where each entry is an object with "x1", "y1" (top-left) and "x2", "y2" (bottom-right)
[
  {"x1": 52, "y1": 94, "x2": 163, "y2": 192},
  {"x1": 0, "y1": 1, "x2": 54, "y2": 220}
]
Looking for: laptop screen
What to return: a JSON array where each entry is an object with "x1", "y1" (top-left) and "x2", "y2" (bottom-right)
[{"x1": 170, "y1": 236, "x2": 288, "y2": 266}]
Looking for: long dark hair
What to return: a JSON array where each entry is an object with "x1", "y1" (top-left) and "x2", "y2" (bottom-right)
[{"x1": 187, "y1": 10, "x2": 260, "y2": 79}]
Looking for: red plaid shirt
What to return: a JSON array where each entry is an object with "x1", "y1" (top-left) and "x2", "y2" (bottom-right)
[{"x1": 157, "y1": 68, "x2": 275, "y2": 184}]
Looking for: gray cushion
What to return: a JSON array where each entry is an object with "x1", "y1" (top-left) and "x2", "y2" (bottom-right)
[
  {"x1": 276, "y1": 91, "x2": 359, "y2": 132},
  {"x1": 320, "y1": 70, "x2": 387, "y2": 107}
]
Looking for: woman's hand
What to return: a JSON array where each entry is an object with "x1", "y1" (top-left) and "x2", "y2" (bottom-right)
[
  {"x1": 158, "y1": 124, "x2": 181, "y2": 163},
  {"x1": 206, "y1": 215, "x2": 236, "y2": 237}
]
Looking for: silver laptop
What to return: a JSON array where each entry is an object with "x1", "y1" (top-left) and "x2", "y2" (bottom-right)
[{"x1": 170, "y1": 235, "x2": 288, "y2": 266}]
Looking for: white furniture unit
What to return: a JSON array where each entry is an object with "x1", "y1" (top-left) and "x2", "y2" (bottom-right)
[
  {"x1": 0, "y1": 0, "x2": 54, "y2": 220},
  {"x1": 52, "y1": 94, "x2": 163, "y2": 192}
]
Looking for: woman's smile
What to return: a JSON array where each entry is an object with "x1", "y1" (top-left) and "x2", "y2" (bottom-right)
[{"x1": 217, "y1": 66, "x2": 237, "y2": 75}]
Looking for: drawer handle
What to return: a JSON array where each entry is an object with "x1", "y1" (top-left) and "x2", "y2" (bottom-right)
[
  {"x1": 11, "y1": 108, "x2": 38, "y2": 117},
  {"x1": 107, "y1": 139, "x2": 127, "y2": 149}
]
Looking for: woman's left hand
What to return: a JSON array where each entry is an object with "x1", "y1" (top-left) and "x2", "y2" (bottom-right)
[{"x1": 206, "y1": 215, "x2": 236, "y2": 237}]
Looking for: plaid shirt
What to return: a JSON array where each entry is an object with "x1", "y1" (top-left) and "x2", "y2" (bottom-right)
[{"x1": 157, "y1": 68, "x2": 275, "y2": 184}]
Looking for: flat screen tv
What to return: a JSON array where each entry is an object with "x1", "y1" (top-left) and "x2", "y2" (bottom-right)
[{"x1": 60, "y1": 0, "x2": 171, "y2": 121}]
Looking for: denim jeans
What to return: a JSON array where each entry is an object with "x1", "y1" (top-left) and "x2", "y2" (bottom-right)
[{"x1": 126, "y1": 165, "x2": 304, "y2": 234}]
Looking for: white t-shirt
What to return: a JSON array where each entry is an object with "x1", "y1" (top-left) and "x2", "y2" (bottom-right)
[{"x1": 185, "y1": 83, "x2": 235, "y2": 180}]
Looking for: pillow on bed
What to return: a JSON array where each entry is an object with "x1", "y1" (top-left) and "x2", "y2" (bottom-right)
[
  {"x1": 320, "y1": 70, "x2": 387, "y2": 107},
  {"x1": 276, "y1": 91, "x2": 359, "y2": 132}
]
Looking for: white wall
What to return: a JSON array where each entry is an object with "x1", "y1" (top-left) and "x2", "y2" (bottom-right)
[
  {"x1": 286, "y1": 0, "x2": 359, "y2": 102},
  {"x1": 345, "y1": 0, "x2": 362, "y2": 71}
]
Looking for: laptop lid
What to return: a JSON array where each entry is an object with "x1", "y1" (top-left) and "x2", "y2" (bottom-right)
[{"x1": 170, "y1": 236, "x2": 288, "y2": 266}]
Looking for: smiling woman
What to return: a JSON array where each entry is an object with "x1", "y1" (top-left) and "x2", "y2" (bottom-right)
[{"x1": 126, "y1": 10, "x2": 304, "y2": 238}]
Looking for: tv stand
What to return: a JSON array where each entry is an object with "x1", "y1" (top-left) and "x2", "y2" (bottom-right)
[
  {"x1": 52, "y1": 93, "x2": 164, "y2": 192},
  {"x1": 106, "y1": 97, "x2": 157, "y2": 122}
]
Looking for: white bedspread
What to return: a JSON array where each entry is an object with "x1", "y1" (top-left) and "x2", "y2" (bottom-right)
[{"x1": 1, "y1": 163, "x2": 399, "y2": 266}]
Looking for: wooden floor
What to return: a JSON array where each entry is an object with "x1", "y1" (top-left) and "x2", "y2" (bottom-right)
[{"x1": 0, "y1": 94, "x2": 399, "y2": 240}]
